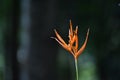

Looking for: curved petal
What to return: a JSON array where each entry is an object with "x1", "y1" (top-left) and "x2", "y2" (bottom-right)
[
  {"x1": 51, "y1": 37, "x2": 70, "y2": 51},
  {"x1": 74, "y1": 26, "x2": 78, "y2": 51},
  {"x1": 54, "y1": 29, "x2": 67, "y2": 46},
  {"x1": 75, "y1": 28, "x2": 89, "y2": 59},
  {"x1": 69, "y1": 20, "x2": 73, "y2": 37},
  {"x1": 69, "y1": 20, "x2": 73, "y2": 41}
]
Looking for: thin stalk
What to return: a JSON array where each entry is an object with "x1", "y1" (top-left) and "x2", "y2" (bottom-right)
[{"x1": 75, "y1": 58, "x2": 79, "y2": 80}]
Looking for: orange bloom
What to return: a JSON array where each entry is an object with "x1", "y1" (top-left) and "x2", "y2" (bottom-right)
[{"x1": 52, "y1": 20, "x2": 89, "y2": 59}]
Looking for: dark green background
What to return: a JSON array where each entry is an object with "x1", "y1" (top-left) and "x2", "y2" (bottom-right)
[{"x1": 0, "y1": 0, "x2": 120, "y2": 80}]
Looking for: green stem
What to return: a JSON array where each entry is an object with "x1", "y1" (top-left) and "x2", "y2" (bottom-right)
[{"x1": 75, "y1": 59, "x2": 79, "y2": 80}]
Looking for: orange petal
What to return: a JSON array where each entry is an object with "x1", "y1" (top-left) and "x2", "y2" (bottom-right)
[
  {"x1": 69, "y1": 20, "x2": 73, "y2": 35},
  {"x1": 54, "y1": 29, "x2": 67, "y2": 46},
  {"x1": 51, "y1": 37, "x2": 70, "y2": 51},
  {"x1": 74, "y1": 26, "x2": 78, "y2": 51},
  {"x1": 75, "y1": 28, "x2": 90, "y2": 59},
  {"x1": 75, "y1": 26, "x2": 78, "y2": 34},
  {"x1": 70, "y1": 35, "x2": 76, "y2": 45},
  {"x1": 69, "y1": 20, "x2": 73, "y2": 38}
]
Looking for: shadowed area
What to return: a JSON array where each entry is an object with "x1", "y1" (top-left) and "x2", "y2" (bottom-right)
[{"x1": 0, "y1": 0, "x2": 120, "y2": 80}]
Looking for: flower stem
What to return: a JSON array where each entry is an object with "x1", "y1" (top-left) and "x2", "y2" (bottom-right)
[{"x1": 75, "y1": 58, "x2": 79, "y2": 80}]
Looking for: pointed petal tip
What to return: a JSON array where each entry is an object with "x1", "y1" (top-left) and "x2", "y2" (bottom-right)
[
  {"x1": 54, "y1": 29, "x2": 59, "y2": 35},
  {"x1": 76, "y1": 25, "x2": 78, "y2": 28},
  {"x1": 76, "y1": 26, "x2": 78, "y2": 30},
  {"x1": 74, "y1": 26, "x2": 78, "y2": 34},
  {"x1": 69, "y1": 19, "x2": 72, "y2": 24},
  {"x1": 87, "y1": 28, "x2": 90, "y2": 35},
  {"x1": 50, "y1": 37, "x2": 55, "y2": 39},
  {"x1": 88, "y1": 28, "x2": 90, "y2": 32},
  {"x1": 54, "y1": 29, "x2": 57, "y2": 32},
  {"x1": 75, "y1": 26, "x2": 78, "y2": 30}
]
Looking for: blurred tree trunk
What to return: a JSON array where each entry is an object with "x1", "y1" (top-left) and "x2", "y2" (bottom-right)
[
  {"x1": 98, "y1": 4, "x2": 120, "y2": 80},
  {"x1": 4, "y1": 0, "x2": 20, "y2": 80},
  {"x1": 17, "y1": 0, "x2": 31, "y2": 80},
  {"x1": 28, "y1": 0, "x2": 58, "y2": 80}
]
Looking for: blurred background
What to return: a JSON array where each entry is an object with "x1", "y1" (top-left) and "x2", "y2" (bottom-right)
[{"x1": 0, "y1": 0, "x2": 120, "y2": 80}]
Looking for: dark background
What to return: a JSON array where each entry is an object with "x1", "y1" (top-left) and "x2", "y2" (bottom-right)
[{"x1": 0, "y1": 0, "x2": 120, "y2": 80}]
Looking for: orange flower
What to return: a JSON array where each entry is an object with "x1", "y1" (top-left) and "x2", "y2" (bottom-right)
[{"x1": 52, "y1": 20, "x2": 89, "y2": 59}]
